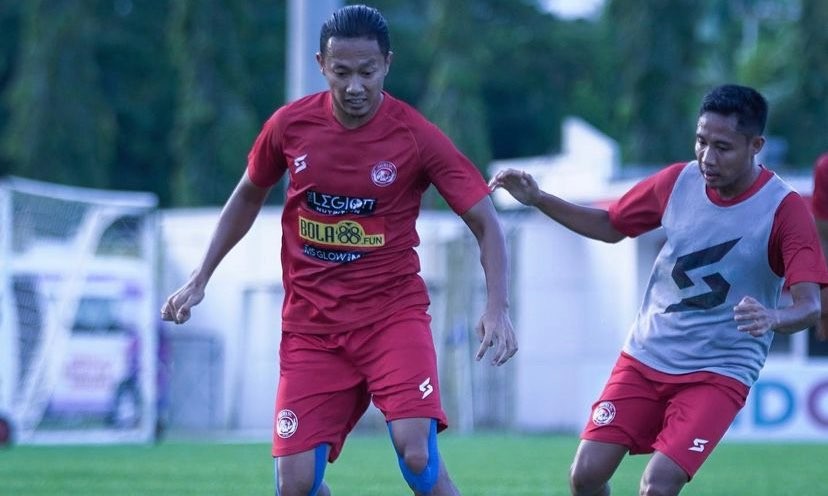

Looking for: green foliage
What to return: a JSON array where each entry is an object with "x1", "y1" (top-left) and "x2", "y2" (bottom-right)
[
  {"x1": 167, "y1": 1, "x2": 262, "y2": 206},
  {"x1": 2, "y1": 0, "x2": 116, "y2": 188},
  {"x1": 0, "y1": 1, "x2": 825, "y2": 206}
]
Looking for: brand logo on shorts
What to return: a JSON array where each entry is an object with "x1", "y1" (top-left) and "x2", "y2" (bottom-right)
[
  {"x1": 276, "y1": 409, "x2": 299, "y2": 439},
  {"x1": 591, "y1": 401, "x2": 616, "y2": 426},
  {"x1": 419, "y1": 377, "x2": 434, "y2": 399},
  {"x1": 688, "y1": 438, "x2": 709, "y2": 452},
  {"x1": 371, "y1": 161, "x2": 397, "y2": 187}
]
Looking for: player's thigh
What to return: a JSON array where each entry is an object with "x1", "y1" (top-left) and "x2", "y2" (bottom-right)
[
  {"x1": 351, "y1": 306, "x2": 447, "y2": 427},
  {"x1": 274, "y1": 332, "x2": 370, "y2": 460},
  {"x1": 275, "y1": 445, "x2": 330, "y2": 494},
  {"x1": 571, "y1": 439, "x2": 628, "y2": 484},
  {"x1": 653, "y1": 378, "x2": 747, "y2": 479}
]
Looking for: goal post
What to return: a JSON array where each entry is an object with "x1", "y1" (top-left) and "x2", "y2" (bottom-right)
[{"x1": 0, "y1": 176, "x2": 159, "y2": 444}]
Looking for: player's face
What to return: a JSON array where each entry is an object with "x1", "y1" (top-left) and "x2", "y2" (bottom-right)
[
  {"x1": 317, "y1": 36, "x2": 392, "y2": 129},
  {"x1": 694, "y1": 112, "x2": 764, "y2": 199}
]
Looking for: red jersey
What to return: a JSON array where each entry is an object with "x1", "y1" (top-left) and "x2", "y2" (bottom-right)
[
  {"x1": 813, "y1": 153, "x2": 828, "y2": 220},
  {"x1": 608, "y1": 162, "x2": 828, "y2": 288},
  {"x1": 247, "y1": 91, "x2": 490, "y2": 333}
]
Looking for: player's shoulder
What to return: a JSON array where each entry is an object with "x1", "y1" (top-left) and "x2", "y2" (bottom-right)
[
  {"x1": 273, "y1": 92, "x2": 327, "y2": 120},
  {"x1": 383, "y1": 93, "x2": 439, "y2": 133},
  {"x1": 777, "y1": 188, "x2": 811, "y2": 217},
  {"x1": 262, "y1": 92, "x2": 327, "y2": 134},
  {"x1": 646, "y1": 162, "x2": 688, "y2": 188},
  {"x1": 816, "y1": 152, "x2": 828, "y2": 171}
]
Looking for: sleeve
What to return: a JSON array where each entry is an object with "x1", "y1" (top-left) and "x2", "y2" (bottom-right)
[
  {"x1": 769, "y1": 192, "x2": 828, "y2": 287},
  {"x1": 812, "y1": 153, "x2": 828, "y2": 220},
  {"x1": 607, "y1": 162, "x2": 685, "y2": 237},
  {"x1": 418, "y1": 122, "x2": 490, "y2": 215},
  {"x1": 246, "y1": 109, "x2": 288, "y2": 188}
]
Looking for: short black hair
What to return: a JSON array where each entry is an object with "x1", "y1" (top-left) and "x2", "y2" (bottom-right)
[
  {"x1": 319, "y1": 4, "x2": 391, "y2": 56},
  {"x1": 699, "y1": 84, "x2": 768, "y2": 137}
]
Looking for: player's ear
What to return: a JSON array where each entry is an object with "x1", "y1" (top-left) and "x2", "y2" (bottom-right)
[
  {"x1": 316, "y1": 52, "x2": 324, "y2": 73},
  {"x1": 750, "y1": 135, "x2": 765, "y2": 157},
  {"x1": 384, "y1": 51, "x2": 393, "y2": 75}
]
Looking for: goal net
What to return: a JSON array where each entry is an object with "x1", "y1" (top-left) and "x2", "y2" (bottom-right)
[{"x1": 0, "y1": 176, "x2": 159, "y2": 444}]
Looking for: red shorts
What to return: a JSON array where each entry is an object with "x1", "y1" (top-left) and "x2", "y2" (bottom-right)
[
  {"x1": 271, "y1": 305, "x2": 447, "y2": 461},
  {"x1": 582, "y1": 353, "x2": 749, "y2": 479}
]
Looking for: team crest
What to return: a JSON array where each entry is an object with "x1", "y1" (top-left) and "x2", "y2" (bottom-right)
[
  {"x1": 591, "y1": 401, "x2": 616, "y2": 426},
  {"x1": 370, "y1": 161, "x2": 397, "y2": 187},
  {"x1": 276, "y1": 409, "x2": 299, "y2": 438}
]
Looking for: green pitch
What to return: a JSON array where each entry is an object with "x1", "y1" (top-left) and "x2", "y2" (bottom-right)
[{"x1": 0, "y1": 434, "x2": 824, "y2": 495}]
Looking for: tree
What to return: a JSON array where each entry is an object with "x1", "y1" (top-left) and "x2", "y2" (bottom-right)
[
  {"x1": 775, "y1": 0, "x2": 828, "y2": 166},
  {"x1": 2, "y1": 0, "x2": 116, "y2": 187},
  {"x1": 603, "y1": 0, "x2": 701, "y2": 165},
  {"x1": 167, "y1": 1, "x2": 263, "y2": 206},
  {"x1": 418, "y1": 0, "x2": 492, "y2": 171}
]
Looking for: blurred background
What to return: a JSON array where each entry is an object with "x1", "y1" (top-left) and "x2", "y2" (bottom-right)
[
  {"x1": 0, "y1": 0, "x2": 827, "y2": 449},
  {"x1": 0, "y1": 0, "x2": 826, "y2": 205}
]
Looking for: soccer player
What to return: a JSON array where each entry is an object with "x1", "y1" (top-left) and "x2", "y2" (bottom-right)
[
  {"x1": 490, "y1": 84, "x2": 828, "y2": 495},
  {"x1": 812, "y1": 152, "x2": 828, "y2": 340},
  {"x1": 160, "y1": 5, "x2": 517, "y2": 496}
]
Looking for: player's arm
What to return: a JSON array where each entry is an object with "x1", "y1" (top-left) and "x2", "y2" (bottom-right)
[
  {"x1": 816, "y1": 219, "x2": 828, "y2": 340},
  {"x1": 734, "y1": 282, "x2": 820, "y2": 336},
  {"x1": 161, "y1": 171, "x2": 272, "y2": 324},
  {"x1": 488, "y1": 168, "x2": 625, "y2": 243},
  {"x1": 460, "y1": 196, "x2": 518, "y2": 366}
]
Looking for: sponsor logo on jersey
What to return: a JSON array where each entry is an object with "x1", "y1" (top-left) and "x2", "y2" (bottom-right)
[
  {"x1": 299, "y1": 216, "x2": 385, "y2": 248},
  {"x1": 302, "y1": 244, "x2": 363, "y2": 264},
  {"x1": 294, "y1": 153, "x2": 308, "y2": 173},
  {"x1": 306, "y1": 190, "x2": 377, "y2": 216},
  {"x1": 591, "y1": 401, "x2": 616, "y2": 426},
  {"x1": 276, "y1": 409, "x2": 299, "y2": 438},
  {"x1": 370, "y1": 161, "x2": 397, "y2": 187},
  {"x1": 688, "y1": 438, "x2": 709, "y2": 452},
  {"x1": 419, "y1": 377, "x2": 434, "y2": 399}
]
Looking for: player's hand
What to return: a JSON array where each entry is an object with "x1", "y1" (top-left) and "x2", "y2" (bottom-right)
[
  {"x1": 474, "y1": 307, "x2": 518, "y2": 366},
  {"x1": 734, "y1": 296, "x2": 776, "y2": 337},
  {"x1": 160, "y1": 275, "x2": 206, "y2": 325},
  {"x1": 487, "y1": 169, "x2": 541, "y2": 207}
]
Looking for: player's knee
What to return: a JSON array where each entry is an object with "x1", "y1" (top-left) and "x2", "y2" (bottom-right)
[
  {"x1": 401, "y1": 445, "x2": 430, "y2": 474},
  {"x1": 639, "y1": 481, "x2": 683, "y2": 496},
  {"x1": 639, "y1": 471, "x2": 686, "y2": 496},
  {"x1": 569, "y1": 460, "x2": 608, "y2": 495},
  {"x1": 275, "y1": 445, "x2": 328, "y2": 496},
  {"x1": 390, "y1": 419, "x2": 440, "y2": 494}
]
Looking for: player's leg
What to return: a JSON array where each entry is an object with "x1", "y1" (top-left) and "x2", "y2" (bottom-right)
[
  {"x1": 350, "y1": 306, "x2": 455, "y2": 495},
  {"x1": 644, "y1": 374, "x2": 748, "y2": 495},
  {"x1": 387, "y1": 417, "x2": 457, "y2": 496},
  {"x1": 569, "y1": 440, "x2": 627, "y2": 495},
  {"x1": 638, "y1": 451, "x2": 687, "y2": 496},
  {"x1": 273, "y1": 331, "x2": 371, "y2": 495},
  {"x1": 275, "y1": 445, "x2": 330, "y2": 496},
  {"x1": 571, "y1": 354, "x2": 666, "y2": 495}
]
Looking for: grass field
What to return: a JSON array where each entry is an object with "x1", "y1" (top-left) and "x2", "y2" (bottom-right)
[{"x1": 1, "y1": 434, "x2": 825, "y2": 495}]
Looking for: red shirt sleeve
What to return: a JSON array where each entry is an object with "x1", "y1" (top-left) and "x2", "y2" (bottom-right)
[
  {"x1": 770, "y1": 191, "x2": 828, "y2": 287},
  {"x1": 812, "y1": 153, "x2": 828, "y2": 220},
  {"x1": 608, "y1": 162, "x2": 686, "y2": 237},
  {"x1": 418, "y1": 121, "x2": 490, "y2": 215},
  {"x1": 246, "y1": 110, "x2": 288, "y2": 188}
]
